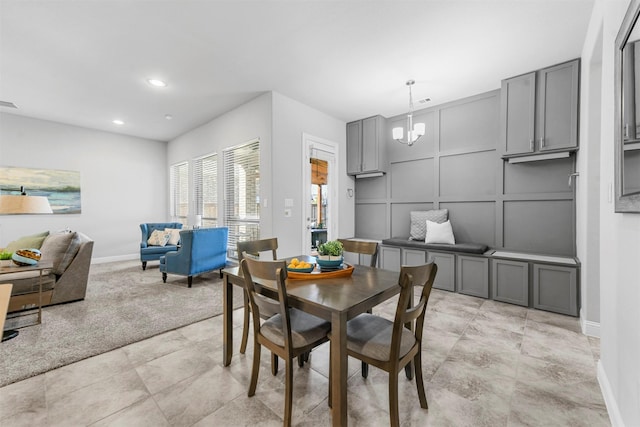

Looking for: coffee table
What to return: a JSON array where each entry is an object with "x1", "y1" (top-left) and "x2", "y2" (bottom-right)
[{"x1": 0, "y1": 260, "x2": 53, "y2": 337}]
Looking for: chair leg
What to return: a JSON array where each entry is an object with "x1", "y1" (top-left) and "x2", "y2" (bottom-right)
[
  {"x1": 284, "y1": 360, "x2": 294, "y2": 427},
  {"x1": 271, "y1": 352, "x2": 279, "y2": 376},
  {"x1": 162, "y1": 272, "x2": 167, "y2": 283},
  {"x1": 187, "y1": 276, "x2": 193, "y2": 288},
  {"x1": 219, "y1": 269, "x2": 224, "y2": 279},
  {"x1": 142, "y1": 261, "x2": 147, "y2": 270},
  {"x1": 405, "y1": 361, "x2": 414, "y2": 380},
  {"x1": 389, "y1": 371, "x2": 400, "y2": 427},
  {"x1": 248, "y1": 343, "x2": 261, "y2": 397},
  {"x1": 414, "y1": 351, "x2": 428, "y2": 409},
  {"x1": 361, "y1": 361, "x2": 369, "y2": 378},
  {"x1": 240, "y1": 292, "x2": 250, "y2": 354}
]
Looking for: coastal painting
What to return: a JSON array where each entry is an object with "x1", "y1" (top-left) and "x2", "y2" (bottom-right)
[{"x1": 0, "y1": 166, "x2": 81, "y2": 214}]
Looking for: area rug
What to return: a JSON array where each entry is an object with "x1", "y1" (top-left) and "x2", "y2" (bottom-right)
[{"x1": 0, "y1": 260, "x2": 244, "y2": 387}]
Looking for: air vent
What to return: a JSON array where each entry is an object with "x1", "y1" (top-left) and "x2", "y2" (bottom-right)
[
  {"x1": 418, "y1": 98, "x2": 431, "y2": 104},
  {"x1": 0, "y1": 101, "x2": 18, "y2": 109}
]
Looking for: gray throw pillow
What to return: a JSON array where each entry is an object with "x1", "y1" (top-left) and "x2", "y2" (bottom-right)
[
  {"x1": 409, "y1": 209, "x2": 448, "y2": 241},
  {"x1": 40, "y1": 231, "x2": 79, "y2": 275}
]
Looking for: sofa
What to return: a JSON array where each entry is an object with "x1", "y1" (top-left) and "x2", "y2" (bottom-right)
[
  {"x1": 140, "y1": 222, "x2": 182, "y2": 270},
  {"x1": 0, "y1": 230, "x2": 94, "y2": 312},
  {"x1": 159, "y1": 227, "x2": 228, "y2": 287}
]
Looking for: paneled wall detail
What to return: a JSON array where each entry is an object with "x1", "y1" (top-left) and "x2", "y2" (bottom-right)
[{"x1": 354, "y1": 90, "x2": 576, "y2": 257}]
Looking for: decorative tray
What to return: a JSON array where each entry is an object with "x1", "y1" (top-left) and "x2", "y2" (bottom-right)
[{"x1": 287, "y1": 263, "x2": 354, "y2": 280}]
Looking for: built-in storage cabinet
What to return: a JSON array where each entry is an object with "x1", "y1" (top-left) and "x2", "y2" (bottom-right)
[
  {"x1": 428, "y1": 252, "x2": 456, "y2": 292},
  {"x1": 501, "y1": 59, "x2": 580, "y2": 159},
  {"x1": 379, "y1": 245, "x2": 401, "y2": 272},
  {"x1": 380, "y1": 245, "x2": 580, "y2": 316},
  {"x1": 346, "y1": 115, "x2": 387, "y2": 176},
  {"x1": 533, "y1": 263, "x2": 578, "y2": 316},
  {"x1": 491, "y1": 259, "x2": 529, "y2": 307},
  {"x1": 456, "y1": 255, "x2": 489, "y2": 298}
]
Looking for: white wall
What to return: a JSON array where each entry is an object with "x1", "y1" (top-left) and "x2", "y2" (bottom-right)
[
  {"x1": 271, "y1": 92, "x2": 350, "y2": 257},
  {"x1": 578, "y1": 3, "x2": 603, "y2": 335},
  {"x1": 586, "y1": 1, "x2": 640, "y2": 425},
  {"x1": 0, "y1": 113, "x2": 167, "y2": 260},
  {"x1": 167, "y1": 91, "x2": 350, "y2": 259}
]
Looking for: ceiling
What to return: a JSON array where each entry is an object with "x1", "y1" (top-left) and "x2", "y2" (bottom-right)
[{"x1": 0, "y1": 0, "x2": 595, "y2": 142}]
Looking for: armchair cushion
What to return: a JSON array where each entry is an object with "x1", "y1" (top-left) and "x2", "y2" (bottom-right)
[
  {"x1": 147, "y1": 229, "x2": 170, "y2": 246},
  {"x1": 165, "y1": 228, "x2": 181, "y2": 246}
]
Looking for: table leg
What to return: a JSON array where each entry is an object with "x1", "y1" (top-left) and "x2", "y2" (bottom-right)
[
  {"x1": 331, "y1": 311, "x2": 348, "y2": 426},
  {"x1": 223, "y1": 274, "x2": 233, "y2": 366},
  {"x1": 37, "y1": 268, "x2": 43, "y2": 324}
]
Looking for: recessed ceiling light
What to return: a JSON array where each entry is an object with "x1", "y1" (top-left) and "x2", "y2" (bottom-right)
[
  {"x1": 147, "y1": 78, "x2": 167, "y2": 88},
  {"x1": 418, "y1": 98, "x2": 431, "y2": 104},
  {"x1": 112, "y1": 119, "x2": 124, "y2": 125}
]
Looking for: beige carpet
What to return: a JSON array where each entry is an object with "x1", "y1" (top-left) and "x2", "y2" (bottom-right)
[{"x1": 0, "y1": 260, "x2": 244, "y2": 387}]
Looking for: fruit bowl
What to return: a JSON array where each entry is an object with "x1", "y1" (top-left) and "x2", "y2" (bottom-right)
[{"x1": 287, "y1": 264, "x2": 315, "y2": 273}]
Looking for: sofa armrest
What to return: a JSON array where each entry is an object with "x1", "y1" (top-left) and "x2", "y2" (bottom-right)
[{"x1": 50, "y1": 237, "x2": 94, "y2": 305}]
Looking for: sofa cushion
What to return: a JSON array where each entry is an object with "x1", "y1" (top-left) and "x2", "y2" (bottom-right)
[
  {"x1": 5, "y1": 231, "x2": 50, "y2": 253},
  {"x1": 148, "y1": 229, "x2": 170, "y2": 246},
  {"x1": 381, "y1": 237, "x2": 488, "y2": 254},
  {"x1": 40, "y1": 231, "x2": 80, "y2": 275},
  {"x1": 409, "y1": 210, "x2": 448, "y2": 241}
]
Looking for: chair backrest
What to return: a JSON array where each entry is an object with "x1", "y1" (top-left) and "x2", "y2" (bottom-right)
[
  {"x1": 338, "y1": 239, "x2": 379, "y2": 267},
  {"x1": 390, "y1": 262, "x2": 438, "y2": 361},
  {"x1": 237, "y1": 238, "x2": 278, "y2": 262},
  {"x1": 240, "y1": 257, "x2": 293, "y2": 352}
]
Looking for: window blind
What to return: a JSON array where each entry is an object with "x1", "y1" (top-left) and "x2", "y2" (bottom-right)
[
  {"x1": 223, "y1": 139, "x2": 260, "y2": 258},
  {"x1": 194, "y1": 153, "x2": 218, "y2": 228},
  {"x1": 170, "y1": 161, "x2": 189, "y2": 226}
]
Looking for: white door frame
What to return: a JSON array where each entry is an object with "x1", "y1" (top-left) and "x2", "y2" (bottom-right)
[{"x1": 301, "y1": 133, "x2": 339, "y2": 255}]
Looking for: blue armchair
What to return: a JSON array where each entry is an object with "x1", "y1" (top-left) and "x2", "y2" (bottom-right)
[
  {"x1": 140, "y1": 222, "x2": 183, "y2": 270},
  {"x1": 159, "y1": 227, "x2": 229, "y2": 287}
]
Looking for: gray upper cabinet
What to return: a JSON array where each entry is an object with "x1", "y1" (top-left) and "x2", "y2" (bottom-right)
[
  {"x1": 346, "y1": 115, "x2": 387, "y2": 176},
  {"x1": 501, "y1": 59, "x2": 580, "y2": 158}
]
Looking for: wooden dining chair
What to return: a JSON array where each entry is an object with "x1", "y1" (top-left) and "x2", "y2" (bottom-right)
[
  {"x1": 331, "y1": 262, "x2": 437, "y2": 427},
  {"x1": 241, "y1": 257, "x2": 331, "y2": 427},
  {"x1": 237, "y1": 238, "x2": 279, "y2": 370},
  {"x1": 338, "y1": 238, "x2": 379, "y2": 267}
]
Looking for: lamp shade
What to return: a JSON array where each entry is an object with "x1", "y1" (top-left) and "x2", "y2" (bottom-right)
[
  {"x1": 392, "y1": 127, "x2": 404, "y2": 140},
  {"x1": 0, "y1": 195, "x2": 53, "y2": 214}
]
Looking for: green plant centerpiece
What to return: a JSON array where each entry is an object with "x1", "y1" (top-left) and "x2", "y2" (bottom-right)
[
  {"x1": 316, "y1": 240, "x2": 344, "y2": 267},
  {"x1": 0, "y1": 251, "x2": 13, "y2": 261}
]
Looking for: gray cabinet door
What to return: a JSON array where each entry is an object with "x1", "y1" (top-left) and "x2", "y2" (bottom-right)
[
  {"x1": 428, "y1": 251, "x2": 456, "y2": 292},
  {"x1": 502, "y1": 72, "x2": 536, "y2": 155},
  {"x1": 346, "y1": 120, "x2": 362, "y2": 175},
  {"x1": 380, "y1": 246, "x2": 401, "y2": 272},
  {"x1": 532, "y1": 264, "x2": 578, "y2": 316},
  {"x1": 361, "y1": 116, "x2": 380, "y2": 173},
  {"x1": 492, "y1": 259, "x2": 529, "y2": 306},
  {"x1": 403, "y1": 248, "x2": 426, "y2": 266},
  {"x1": 456, "y1": 255, "x2": 489, "y2": 298},
  {"x1": 538, "y1": 59, "x2": 579, "y2": 151}
]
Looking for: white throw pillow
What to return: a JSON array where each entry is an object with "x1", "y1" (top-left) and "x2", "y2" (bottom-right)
[
  {"x1": 147, "y1": 229, "x2": 170, "y2": 247},
  {"x1": 425, "y1": 220, "x2": 455, "y2": 245},
  {"x1": 164, "y1": 228, "x2": 181, "y2": 246}
]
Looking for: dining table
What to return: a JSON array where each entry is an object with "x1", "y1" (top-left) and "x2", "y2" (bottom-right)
[{"x1": 221, "y1": 256, "x2": 402, "y2": 426}]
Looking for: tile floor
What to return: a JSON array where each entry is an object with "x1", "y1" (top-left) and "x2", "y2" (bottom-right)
[{"x1": 0, "y1": 288, "x2": 609, "y2": 426}]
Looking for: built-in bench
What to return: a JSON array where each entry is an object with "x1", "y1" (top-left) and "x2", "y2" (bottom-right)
[{"x1": 379, "y1": 237, "x2": 580, "y2": 317}]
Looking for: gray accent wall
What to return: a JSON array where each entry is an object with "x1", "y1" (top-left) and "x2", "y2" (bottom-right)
[{"x1": 354, "y1": 90, "x2": 577, "y2": 257}]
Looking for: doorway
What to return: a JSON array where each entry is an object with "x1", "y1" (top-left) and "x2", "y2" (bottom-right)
[{"x1": 302, "y1": 134, "x2": 338, "y2": 255}]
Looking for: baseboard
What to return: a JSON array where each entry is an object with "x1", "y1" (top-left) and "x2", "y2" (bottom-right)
[
  {"x1": 580, "y1": 308, "x2": 601, "y2": 337},
  {"x1": 92, "y1": 254, "x2": 138, "y2": 264},
  {"x1": 597, "y1": 361, "x2": 624, "y2": 427}
]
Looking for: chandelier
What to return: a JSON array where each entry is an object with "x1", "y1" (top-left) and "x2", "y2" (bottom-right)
[{"x1": 392, "y1": 80, "x2": 425, "y2": 146}]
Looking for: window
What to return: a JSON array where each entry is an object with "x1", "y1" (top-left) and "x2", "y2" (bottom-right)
[
  {"x1": 194, "y1": 153, "x2": 218, "y2": 228},
  {"x1": 170, "y1": 161, "x2": 189, "y2": 226},
  {"x1": 223, "y1": 139, "x2": 260, "y2": 258}
]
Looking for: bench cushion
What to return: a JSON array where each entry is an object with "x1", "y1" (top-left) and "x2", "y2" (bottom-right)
[{"x1": 382, "y1": 237, "x2": 489, "y2": 254}]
